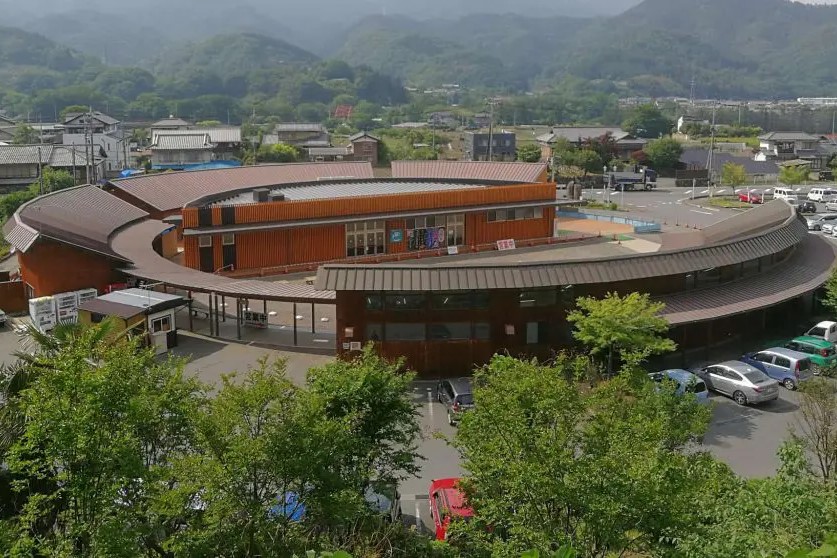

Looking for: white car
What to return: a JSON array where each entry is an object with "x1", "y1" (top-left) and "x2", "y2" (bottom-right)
[
  {"x1": 826, "y1": 201, "x2": 837, "y2": 212},
  {"x1": 806, "y1": 213, "x2": 837, "y2": 231},
  {"x1": 809, "y1": 188, "x2": 837, "y2": 202},
  {"x1": 823, "y1": 222, "x2": 836, "y2": 234}
]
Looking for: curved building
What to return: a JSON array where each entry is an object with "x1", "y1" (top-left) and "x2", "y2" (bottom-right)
[{"x1": 3, "y1": 161, "x2": 834, "y2": 375}]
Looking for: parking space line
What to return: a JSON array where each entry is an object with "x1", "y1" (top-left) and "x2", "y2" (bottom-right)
[
  {"x1": 427, "y1": 388, "x2": 434, "y2": 421},
  {"x1": 691, "y1": 209, "x2": 713, "y2": 215},
  {"x1": 415, "y1": 501, "x2": 422, "y2": 531}
]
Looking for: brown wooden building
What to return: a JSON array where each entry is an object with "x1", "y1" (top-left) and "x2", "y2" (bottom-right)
[{"x1": 179, "y1": 178, "x2": 559, "y2": 274}]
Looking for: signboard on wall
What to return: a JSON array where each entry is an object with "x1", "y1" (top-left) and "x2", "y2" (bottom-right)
[
  {"x1": 496, "y1": 239, "x2": 516, "y2": 251},
  {"x1": 389, "y1": 229, "x2": 403, "y2": 243},
  {"x1": 243, "y1": 311, "x2": 268, "y2": 328},
  {"x1": 407, "y1": 226, "x2": 447, "y2": 251}
]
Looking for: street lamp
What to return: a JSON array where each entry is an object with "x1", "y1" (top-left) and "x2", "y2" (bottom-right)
[{"x1": 603, "y1": 165, "x2": 609, "y2": 203}]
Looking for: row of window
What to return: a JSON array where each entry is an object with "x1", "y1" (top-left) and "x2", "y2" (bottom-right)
[
  {"x1": 487, "y1": 207, "x2": 544, "y2": 223},
  {"x1": 365, "y1": 321, "x2": 548, "y2": 344},
  {"x1": 198, "y1": 234, "x2": 235, "y2": 248},
  {"x1": 364, "y1": 289, "x2": 569, "y2": 311},
  {"x1": 346, "y1": 220, "x2": 386, "y2": 257}
]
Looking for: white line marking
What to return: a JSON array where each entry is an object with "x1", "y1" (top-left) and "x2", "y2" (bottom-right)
[
  {"x1": 691, "y1": 209, "x2": 713, "y2": 215},
  {"x1": 427, "y1": 388, "x2": 434, "y2": 421},
  {"x1": 701, "y1": 189, "x2": 709, "y2": 194},
  {"x1": 415, "y1": 500, "x2": 422, "y2": 531},
  {"x1": 716, "y1": 189, "x2": 727, "y2": 195},
  {"x1": 635, "y1": 205, "x2": 646, "y2": 208}
]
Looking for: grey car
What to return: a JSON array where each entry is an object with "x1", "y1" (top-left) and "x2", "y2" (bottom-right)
[
  {"x1": 806, "y1": 213, "x2": 837, "y2": 231},
  {"x1": 695, "y1": 360, "x2": 780, "y2": 406},
  {"x1": 437, "y1": 377, "x2": 475, "y2": 425}
]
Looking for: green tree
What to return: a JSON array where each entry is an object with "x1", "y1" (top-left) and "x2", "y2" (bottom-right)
[
  {"x1": 678, "y1": 441, "x2": 837, "y2": 558},
  {"x1": 780, "y1": 165, "x2": 810, "y2": 185},
  {"x1": 567, "y1": 292, "x2": 676, "y2": 375},
  {"x1": 0, "y1": 185, "x2": 37, "y2": 219},
  {"x1": 516, "y1": 143, "x2": 542, "y2": 163},
  {"x1": 258, "y1": 142, "x2": 300, "y2": 163},
  {"x1": 4, "y1": 323, "x2": 205, "y2": 555},
  {"x1": 306, "y1": 346, "x2": 421, "y2": 491},
  {"x1": 11, "y1": 124, "x2": 38, "y2": 145},
  {"x1": 453, "y1": 355, "x2": 713, "y2": 557},
  {"x1": 793, "y1": 378, "x2": 837, "y2": 480},
  {"x1": 195, "y1": 119, "x2": 222, "y2": 127},
  {"x1": 721, "y1": 161, "x2": 747, "y2": 186},
  {"x1": 59, "y1": 104, "x2": 88, "y2": 120},
  {"x1": 822, "y1": 267, "x2": 837, "y2": 317},
  {"x1": 559, "y1": 149, "x2": 603, "y2": 177},
  {"x1": 37, "y1": 166, "x2": 75, "y2": 193},
  {"x1": 621, "y1": 104, "x2": 673, "y2": 138},
  {"x1": 643, "y1": 137, "x2": 683, "y2": 170}
]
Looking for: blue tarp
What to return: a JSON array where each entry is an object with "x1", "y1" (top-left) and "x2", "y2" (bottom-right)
[{"x1": 119, "y1": 169, "x2": 144, "y2": 178}]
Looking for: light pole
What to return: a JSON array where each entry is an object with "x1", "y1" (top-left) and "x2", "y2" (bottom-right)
[{"x1": 603, "y1": 165, "x2": 609, "y2": 203}]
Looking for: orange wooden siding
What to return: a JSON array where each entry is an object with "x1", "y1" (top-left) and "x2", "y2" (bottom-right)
[
  {"x1": 386, "y1": 219, "x2": 408, "y2": 254},
  {"x1": 181, "y1": 183, "x2": 554, "y2": 228},
  {"x1": 230, "y1": 225, "x2": 345, "y2": 270},
  {"x1": 466, "y1": 206, "x2": 554, "y2": 245}
]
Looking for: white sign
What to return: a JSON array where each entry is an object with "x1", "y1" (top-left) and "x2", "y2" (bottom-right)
[
  {"x1": 447, "y1": 245, "x2": 459, "y2": 255},
  {"x1": 496, "y1": 239, "x2": 516, "y2": 251},
  {"x1": 342, "y1": 342, "x2": 351, "y2": 350},
  {"x1": 349, "y1": 341, "x2": 362, "y2": 351}
]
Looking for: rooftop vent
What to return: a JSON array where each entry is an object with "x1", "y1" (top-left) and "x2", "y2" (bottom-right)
[
  {"x1": 253, "y1": 188, "x2": 269, "y2": 202},
  {"x1": 270, "y1": 193, "x2": 286, "y2": 202}
]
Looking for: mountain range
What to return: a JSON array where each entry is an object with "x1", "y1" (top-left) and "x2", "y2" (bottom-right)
[{"x1": 3, "y1": 0, "x2": 837, "y2": 99}]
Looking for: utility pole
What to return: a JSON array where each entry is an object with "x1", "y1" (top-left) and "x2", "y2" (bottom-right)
[
  {"x1": 707, "y1": 101, "x2": 718, "y2": 197},
  {"x1": 486, "y1": 97, "x2": 499, "y2": 161},
  {"x1": 71, "y1": 143, "x2": 77, "y2": 184},
  {"x1": 37, "y1": 145, "x2": 43, "y2": 194}
]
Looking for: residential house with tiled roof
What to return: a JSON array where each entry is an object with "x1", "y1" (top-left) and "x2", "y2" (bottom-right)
[
  {"x1": 536, "y1": 126, "x2": 647, "y2": 160},
  {"x1": 150, "y1": 133, "x2": 215, "y2": 170},
  {"x1": 757, "y1": 131, "x2": 834, "y2": 170},
  {"x1": 0, "y1": 144, "x2": 103, "y2": 191},
  {"x1": 152, "y1": 127, "x2": 241, "y2": 160}
]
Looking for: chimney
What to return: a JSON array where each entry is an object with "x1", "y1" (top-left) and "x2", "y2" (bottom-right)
[{"x1": 253, "y1": 188, "x2": 269, "y2": 202}]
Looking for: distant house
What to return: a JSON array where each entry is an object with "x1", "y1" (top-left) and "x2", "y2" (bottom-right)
[
  {"x1": 428, "y1": 111, "x2": 458, "y2": 129},
  {"x1": 677, "y1": 115, "x2": 710, "y2": 133},
  {"x1": 464, "y1": 131, "x2": 516, "y2": 162},
  {"x1": 0, "y1": 144, "x2": 104, "y2": 192},
  {"x1": 0, "y1": 114, "x2": 16, "y2": 141},
  {"x1": 680, "y1": 148, "x2": 779, "y2": 182},
  {"x1": 61, "y1": 111, "x2": 119, "y2": 135},
  {"x1": 333, "y1": 105, "x2": 354, "y2": 120},
  {"x1": 268, "y1": 123, "x2": 330, "y2": 149},
  {"x1": 536, "y1": 126, "x2": 647, "y2": 160},
  {"x1": 152, "y1": 127, "x2": 241, "y2": 160},
  {"x1": 472, "y1": 112, "x2": 491, "y2": 128},
  {"x1": 757, "y1": 131, "x2": 831, "y2": 170},
  {"x1": 150, "y1": 133, "x2": 215, "y2": 170},
  {"x1": 305, "y1": 132, "x2": 380, "y2": 165},
  {"x1": 151, "y1": 116, "x2": 192, "y2": 132},
  {"x1": 348, "y1": 132, "x2": 380, "y2": 166}
]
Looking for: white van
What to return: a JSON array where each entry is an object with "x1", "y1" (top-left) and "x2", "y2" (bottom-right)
[
  {"x1": 773, "y1": 187, "x2": 799, "y2": 202},
  {"x1": 808, "y1": 188, "x2": 837, "y2": 202},
  {"x1": 806, "y1": 321, "x2": 837, "y2": 343}
]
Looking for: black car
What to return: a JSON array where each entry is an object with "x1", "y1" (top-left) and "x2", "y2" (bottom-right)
[{"x1": 797, "y1": 201, "x2": 817, "y2": 214}]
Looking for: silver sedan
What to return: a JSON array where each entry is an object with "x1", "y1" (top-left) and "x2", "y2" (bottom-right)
[
  {"x1": 807, "y1": 213, "x2": 837, "y2": 231},
  {"x1": 695, "y1": 361, "x2": 779, "y2": 405}
]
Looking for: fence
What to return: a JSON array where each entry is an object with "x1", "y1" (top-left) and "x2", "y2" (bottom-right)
[{"x1": 557, "y1": 210, "x2": 662, "y2": 234}]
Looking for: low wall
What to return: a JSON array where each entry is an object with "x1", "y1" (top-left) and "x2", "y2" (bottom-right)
[
  {"x1": 557, "y1": 210, "x2": 662, "y2": 234},
  {"x1": 0, "y1": 280, "x2": 26, "y2": 314}
]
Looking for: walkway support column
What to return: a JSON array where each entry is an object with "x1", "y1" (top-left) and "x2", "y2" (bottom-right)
[
  {"x1": 214, "y1": 293, "x2": 220, "y2": 336},
  {"x1": 311, "y1": 302, "x2": 316, "y2": 334},
  {"x1": 208, "y1": 292, "x2": 214, "y2": 336},
  {"x1": 236, "y1": 298, "x2": 242, "y2": 340},
  {"x1": 221, "y1": 295, "x2": 226, "y2": 322},
  {"x1": 188, "y1": 294, "x2": 193, "y2": 332},
  {"x1": 293, "y1": 302, "x2": 298, "y2": 346}
]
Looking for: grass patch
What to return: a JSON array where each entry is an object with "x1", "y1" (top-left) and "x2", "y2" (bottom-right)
[
  {"x1": 698, "y1": 136, "x2": 760, "y2": 149},
  {"x1": 709, "y1": 197, "x2": 751, "y2": 209},
  {"x1": 584, "y1": 201, "x2": 619, "y2": 211}
]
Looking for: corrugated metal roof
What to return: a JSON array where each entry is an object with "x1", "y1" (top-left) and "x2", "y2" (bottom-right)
[
  {"x1": 3, "y1": 216, "x2": 38, "y2": 252},
  {"x1": 13, "y1": 185, "x2": 148, "y2": 257},
  {"x1": 274, "y1": 123, "x2": 326, "y2": 133},
  {"x1": 659, "y1": 234, "x2": 836, "y2": 325},
  {"x1": 108, "y1": 162, "x2": 375, "y2": 212},
  {"x1": 391, "y1": 161, "x2": 547, "y2": 183},
  {"x1": 214, "y1": 179, "x2": 495, "y2": 205},
  {"x1": 154, "y1": 127, "x2": 241, "y2": 144},
  {"x1": 110, "y1": 220, "x2": 336, "y2": 303},
  {"x1": 152, "y1": 134, "x2": 213, "y2": 150},
  {"x1": 307, "y1": 147, "x2": 351, "y2": 157},
  {"x1": 77, "y1": 298, "x2": 144, "y2": 319},
  {"x1": 315, "y1": 205, "x2": 807, "y2": 292}
]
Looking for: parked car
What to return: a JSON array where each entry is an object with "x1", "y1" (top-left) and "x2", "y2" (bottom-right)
[
  {"x1": 826, "y1": 200, "x2": 837, "y2": 212},
  {"x1": 797, "y1": 200, "x2": 817, "y2": 214},
  {"x1": 739, "y1": 348, "x2": 814, "y2": 390},
  {"x1": 773, "y1": 187, "x2": 799, "y2": 202},
  {"x1": 804, "y1": 321, "x2": 837, "y2": 343},
  {"x1": 823, "y1": 221, "x2": 837, "y2": 234},
  {"x1": 437, "y1": 377, "x2": 475, "y2": 426},
  {"x1": 808, "y1": 187, "x2": 837, "y2": 202},
  {"x1": 783, "y1": 336, "x2": 837, "y2": 370},
  {"x1": 695, "y1": 361, "x2": 779, "y2": 405},
  {"x1": 0, "y1": 309, "x2": 7, "y2": 327},
  {"x1": 270, "y1": 482, "x2": 402, "y2": 522},
  {"x1": 738, "y1": 191, "x2": 763, "y2": 204},
  {"x1": 648, "y1": 369, "x2": 710, "y2": 403},
  {"x1": 429, "y1": 478, "x2": 474, "y2": 541},
  {"x1": 806, "y1": 213, "x2": 837, "y2": 231}
]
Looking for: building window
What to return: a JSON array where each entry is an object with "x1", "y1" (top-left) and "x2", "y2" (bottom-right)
[
  {"x1": 519, "y1": 289, "x2": 557, "y2": 307},
  {"x1": 222, "y1": 233, "x2": 235, "y2": 245},
  {"x1": 406, "y1": 214, "x2": 464, "y2": 251},
  {"x1": 150, "y1": 315, "x2": 172, "y2": 333},
  {"x1": 385, "y1": 323, "x2": 426, "y2": 341},
  {"x1": 385, "y1": 294, "x2": 425, "y2": 310},
  {"x1": 487, "y1": 208, "x2": 543, "y2": 222},
  {"x1": 198, "y1": 235, "x2": 212, "y2": 248},
  {"x1": 365, "y1": 294, "x2": 384, "y2": 310},
  {"x1": 428, "y1": 322, "x2": 472, "y2": 340},
  {"x1": 526, "y1": 321, "x2": 548, "y2": 344},
  {"x1": 474, "y1": 323, "x2": 491, "y2": 340},
  {"x1": 366, "y1": 323, "x2": 383, "y2": 341},
  {"x1": 346, "y1": 221, "x2": 385, "y2": 257},
  {"x1": 430, "y1": 291, "x2": 489, "y2": 310}
]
